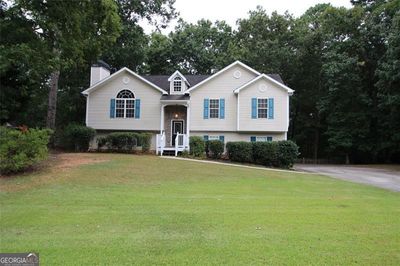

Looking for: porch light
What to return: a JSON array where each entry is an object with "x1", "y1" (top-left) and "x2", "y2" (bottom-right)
[{"x1": 174, "y1": 113, "x2": 179, "y2": 118}]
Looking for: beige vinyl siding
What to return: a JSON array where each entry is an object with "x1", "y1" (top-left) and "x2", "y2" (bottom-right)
[
  {"x1": 190, "y1": 131, "x2": 286, "y2": 142},
  {"x1": 189, "y1": 65, "x2": 257, "y2": 131},
  {"x1": 238, "y1": 78, "x2": 289, "y2": 132},
  {"x1": 87, "y1": 72, "x2": 162, "y2": 130}
]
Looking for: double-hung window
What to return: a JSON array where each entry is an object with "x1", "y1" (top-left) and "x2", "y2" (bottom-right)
[
  {"x1": 257, "y1": 98, "x2": 268, "y2": 118},
  {"x1": 115, "y1": 90, "x2": 135, "y2": 118},
  {"x1": 173, "y1": 77, "x2": 182, "y2": 92},
  {"x1": 209, "y1": 99, "x2": 220, "y2": 118}
]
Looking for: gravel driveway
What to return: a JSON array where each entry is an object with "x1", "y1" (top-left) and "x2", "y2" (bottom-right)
[{"x1": 294, "y1": 164, "x2": 400, "y2": 192}]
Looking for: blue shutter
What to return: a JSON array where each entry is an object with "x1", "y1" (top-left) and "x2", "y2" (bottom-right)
[
  {"x1": 110, "y1": 99, "x2": 115, "y2": 118},
  {"x1": 203, "y1": 135, "x2": 209, "y2": 141},
  {"x1": 219, "y1": 135, "x2": 225, "y2": 142},
  {"x1": 203, "y1": 98, "x2": 209, "y2": 119},
  {"x1": 250, "y1": 136, "x2": 256, "y2": 142},
  {"x1": 251, "y1": 98, "x2": 257, "y2": 119},
  {"x1": 268, "y1": 98, "x2": 274, "y2": 119},
  {"x1": 267, "y1": 136, "x2": 273, "y2": 142},
  {"x1": 135, "y1": 99, "x2": 141, "y2": 119},
  {"x1": 219, "y1": 98, "x2": 225, "y2": 119}
]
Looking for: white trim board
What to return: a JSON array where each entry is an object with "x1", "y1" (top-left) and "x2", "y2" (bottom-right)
[
  {"x1": 233, "y1": 74, "x2": 295, "y2": 95},
  {"x1": 82, "y1": 67, "x2": 168, "y2": 95},
  {"x1": 186, "y1": 61, "x2": 261, "y2": 93}
]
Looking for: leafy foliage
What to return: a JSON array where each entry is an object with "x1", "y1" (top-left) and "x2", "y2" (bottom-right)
[
  {"x1": 227, "y1": 141, "x2": 299, "y2": 168},
  {"x1": 97, "y1": 132, "x2": 152, "y2": 153},
  {"x1": 206, "y1": 140, "x2": 224, "y2": 159},
  {"x1": 226, "y1": 142, "x2": 253, "y2": 163},
  {"x1": 0, "y1": 127, "x2": 52, "y2": 174},
  {"x1": 189, "y1": 136, "x2": 205, "y2": 157},
  {"x1": 59, "y1": 124, "x2": 96, "y2": 152}
]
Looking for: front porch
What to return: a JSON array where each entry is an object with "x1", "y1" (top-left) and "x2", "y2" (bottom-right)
[{"x1": 156, "y1": 102, "x2": 190, "y2": 156}]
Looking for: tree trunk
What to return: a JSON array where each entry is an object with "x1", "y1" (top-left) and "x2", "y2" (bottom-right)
[
  {"x1": 313, "y1": 128, "x2": 319, "y2": 164},
  {"x1": 345, "y1": 153, "x2": 350, "y2": 165},
  {"x1": 46, "y1": 70, "x2": 60, "y2": 129}
]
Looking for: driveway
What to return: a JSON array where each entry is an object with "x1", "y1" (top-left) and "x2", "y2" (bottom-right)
[{"x1": 294, "y1": 164, "x2": 400, "y2": 192}]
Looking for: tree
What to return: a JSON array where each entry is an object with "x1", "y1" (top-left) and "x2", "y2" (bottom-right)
[
  {"x1": 11, "y1": 0, "x2": 122, "y2": 129},
  {"x1": 376, "y1": 10, "x2": 400, "y2": 162},
  {"x1": 169, "y1": 19, "x2": 236, "y2": 74},
  {"x1": 0, "y1": 1, "x2": 52, "y2": 126},
  {"x1": 103, "y1": 0, "x2": 178, "y2": 71}
]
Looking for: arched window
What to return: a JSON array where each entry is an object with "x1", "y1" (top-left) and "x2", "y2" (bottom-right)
[
  {"x1": 173, "y1": 76, "x2": 182, "y2": 92},
  {"x1": 115, "y1": 89, "x2": 135, "y2": 118}
]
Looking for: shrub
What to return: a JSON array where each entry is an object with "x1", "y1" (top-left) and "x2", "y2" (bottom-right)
[
  {"x1": 252, "y1": 141, "x2": 280, "y2": 167},
  {"x1": 207, "y1": 140, "x2": 224, "y2": 159},
  {"x1": 0, "y1": 127, "x2": 52, "y2": 174},
  {"x1": 277, "y1": 140, "x2": 299, "y2": 168},
  {"x1": 61, "y1": 124, "x2": 96, "y2": 151},
  {"x1": 226, "y1": 141, "x2": 253, "y2": 163},
  {"x1": 139, "y1": 133, "x2": 152, "y2": 152},
  {"x1": 97, "y1": 132, "x2": 152, "y2": 153},
  {"x1": 189, "y1": 136, "x2": 205, "y2": 157},
  {"x1": 224, "y1": 140, "x2": 299, "y2": 168}
]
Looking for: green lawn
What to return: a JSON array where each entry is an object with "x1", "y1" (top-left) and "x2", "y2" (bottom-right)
[{"x1": 1, "y1": 153, "x2": 399, "y2": 265}]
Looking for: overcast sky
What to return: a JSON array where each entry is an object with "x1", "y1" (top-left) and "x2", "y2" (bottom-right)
[{"x1": 140, "y1": 0, "x2": 353, "y2": 34}]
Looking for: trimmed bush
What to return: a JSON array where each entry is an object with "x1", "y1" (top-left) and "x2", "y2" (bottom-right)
[
  {"x1": 207, "y1": 140, "x2": 224, "y2": 159},
  {"x1": 226, "y1": 141, "x2": 253, "y2": 163},
  {"x1": 0, "y1": 127, "x2": 52, "y2": 174},
  {"x1": 189, "y1": 136, "x2": 205, "y2": 157},
  {"x1": 225, "y1": 140, "x2": 299, "y2": 168},
  {"x1": 97, "y1": 132, "x2": 152, "y2": 153},
  {"x1": 61, "y1": 124, "x2": 96, "y2": 151},
  {"x1": 252, "y1": 141, "x2": 279, "y2": 167},
  {"x1": 140, "y1": 133, "x2": 152, "y2": 152},
  {"x1": 277, "y1": 140, "x2": 299, "y2": 168}
]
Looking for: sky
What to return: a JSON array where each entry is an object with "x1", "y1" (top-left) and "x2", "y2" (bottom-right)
[{"x1": 140, "y1": 0, "x2": 353, "y2": 34}]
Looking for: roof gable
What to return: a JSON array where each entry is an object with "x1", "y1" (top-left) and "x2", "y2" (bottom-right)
[
  {"x1": 82, "y1": 67, "x2": 168, "y2": 95},
  {"x1": 141, "y1": 74, "x2": 210, "y2": 93},
  {"x1": 167, "y1": 70, "x2": 189, "y2": 84},
  {"x1": 186, "y1": 61, "x2": 261, "y2": 93},
  {"x1": 233, "y1": 74, "x2": 294, "y2": 95}
]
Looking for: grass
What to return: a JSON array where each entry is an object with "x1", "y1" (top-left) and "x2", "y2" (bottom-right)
[{"x1": 0, "y1": 153, "x2": 399, "y2": 265}]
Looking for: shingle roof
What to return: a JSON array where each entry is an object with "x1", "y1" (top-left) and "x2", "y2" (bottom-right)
[
  {"x1": 140, "y1": 74, "x2": 285, "y2": 93},
  {"x1": 141, "y1": 75, "x2": 211, "y2": 93}
]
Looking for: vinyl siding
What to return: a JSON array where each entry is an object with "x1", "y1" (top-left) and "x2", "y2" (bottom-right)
[
  {"x1": 190, "y1": 131, "x2": 287, "y2": 143},
  {"x1": 87, "y1": 72, "x2": 162, "y2": 130},
  {"x1": 189, "y1": 65, "x2": 257, "y2": 131},
  {"x1": 238, "y1": 78, "x2": 289, "y2": 132}
]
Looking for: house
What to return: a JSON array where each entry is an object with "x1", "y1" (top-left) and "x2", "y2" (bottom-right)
[{"x1": 82, "y1": 60, "x2": 294, "y2": 155}]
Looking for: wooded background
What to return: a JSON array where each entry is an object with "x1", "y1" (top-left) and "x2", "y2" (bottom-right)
[{"x1": 1, "y1": 0, "x2": 399, "y2": 163}]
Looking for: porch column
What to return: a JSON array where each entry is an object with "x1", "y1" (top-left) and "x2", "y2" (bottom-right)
[
  {"x1": 160, "y1": 104, "x2": 165, "y2": 134},
  {"x1": 186, "y1": 104, "x2": 190, "y2": 148}
]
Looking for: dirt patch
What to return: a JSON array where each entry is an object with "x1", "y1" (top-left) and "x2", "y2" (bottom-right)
[
  {"x1": 50, "y1": 153, "x2": 109, "y2": 170},
  {"x1": 0, "y1": 152, "x2": 110, "y2": 192}
]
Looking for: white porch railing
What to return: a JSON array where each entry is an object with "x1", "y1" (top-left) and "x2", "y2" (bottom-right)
[
  {"x1": 174, "y1": 133, "x2": 189, "y2": 156},
  {"x1": 156, "y1": 132, "x2": 189, "y2": 156},
  {"x1": 156, "y1": 132, "x2": 166, "y2": 155}
]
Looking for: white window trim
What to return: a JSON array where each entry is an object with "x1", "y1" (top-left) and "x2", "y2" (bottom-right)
[
  {"x1": 256, "y1": 136, "x2": 273, "y2": 142},
  {"x1": 257, "y1": 97, "x2": 268, "y2": 119},
  {"x1": 209, "y1": 98, "x2": 220, "y2": 119},
  {"x1": 173, "y1": 77, "x2": 182, "y2": 92},
  {"x1": 208, "y1": 135, "x2": 220, "y2": 141},
  {"x1": 115, "y1": 89, "x2": 135, "y2": 119}
]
